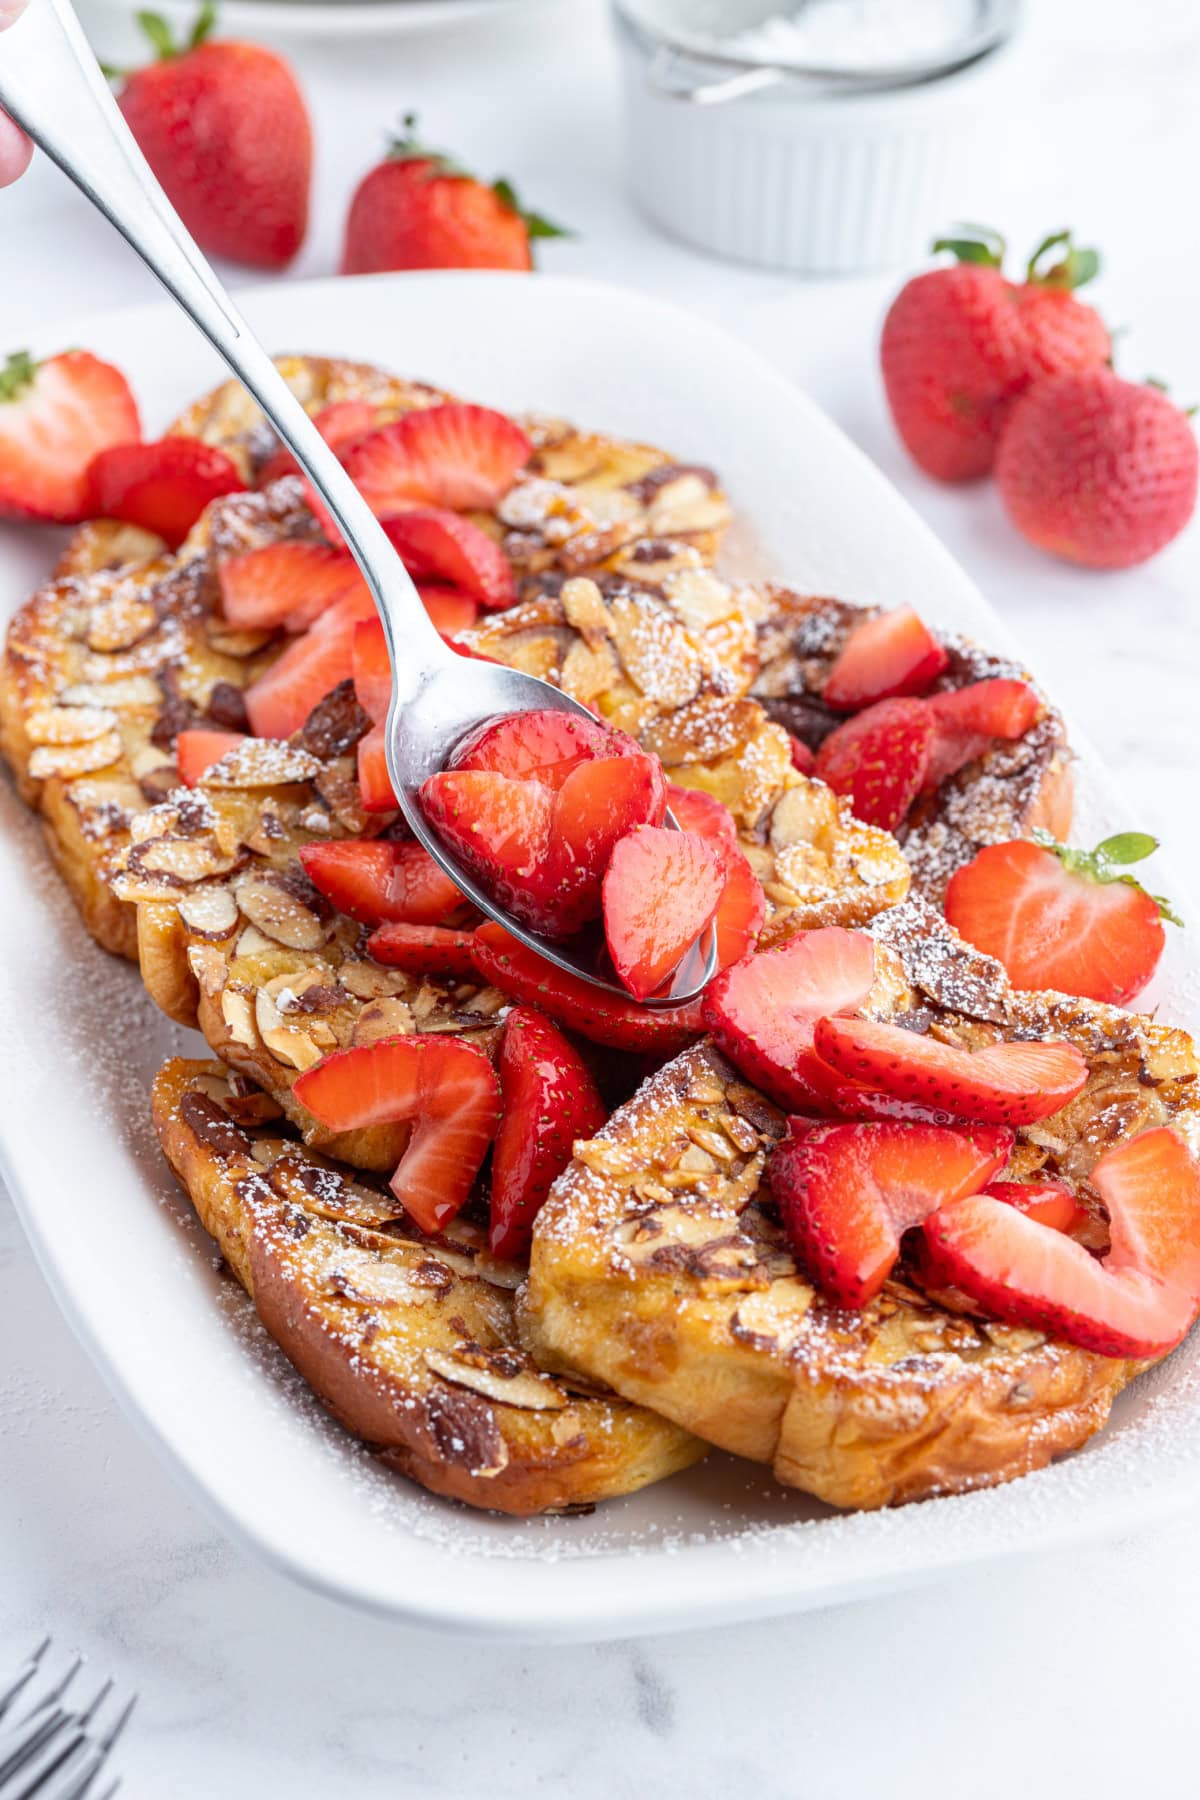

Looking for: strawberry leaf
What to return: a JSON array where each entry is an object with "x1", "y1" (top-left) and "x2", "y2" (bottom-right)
[
  {"x1": 491, "y1": 178, "x2": 570, "y2": 242},
  {"x1": 1032, "y1": 829, "x2": 1181, "y2": 927},
  {"x1": 1093, "y1": 831, "x2": 1159, "y2": 868},
  {"x1": 0, "y1": 350, "x2": 36, "y2": 404},
  {"x1": 1026, "y1": 228, "x2": 1100, "y2": 290},
  {"x1": 135, "y1": 10, "x2": 180, "y2": 57},
  {"x1": 188, "y1": 1, "x2": 217, "y2": 48},
  {"x1": 932, "y1": 225, "x2": 1005, "y2": 268}
]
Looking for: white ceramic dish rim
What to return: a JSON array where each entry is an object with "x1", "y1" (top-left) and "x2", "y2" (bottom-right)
[
  {"x1": 2, "y1": 271, "x2": 1198, "y2": 1643},
  {"x1": 86, "y1": 0, "x2": 539, "y2": 40}
]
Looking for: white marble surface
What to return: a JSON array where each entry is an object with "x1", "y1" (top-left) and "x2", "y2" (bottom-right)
[{"x1": 2, "y1": 0, "x2": 1200, "y2": 1791}]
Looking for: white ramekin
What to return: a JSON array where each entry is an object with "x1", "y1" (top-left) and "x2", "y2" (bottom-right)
[{"x1": 613, "y1": 5, "x2": 1023, "y2": 276}]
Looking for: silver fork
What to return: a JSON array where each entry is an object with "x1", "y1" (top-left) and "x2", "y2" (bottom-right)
[
  {"x1": 0, "y1": 0, "x2": 716, "y2": 1007},
  {"x1": 0, "y1": 1642, "x2": 133, "y2": 1799}
]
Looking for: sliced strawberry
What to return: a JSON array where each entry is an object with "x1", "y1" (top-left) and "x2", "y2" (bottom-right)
[
  {"x1": 343, "y1": 403, "x2": 532, "y2": 514},
  {"x1": 602, "y1": 826, "x2": 724, "y2": 1001},
  {"x1": 88, "y1": 436, "x2": 245, "y2": 547},
  {"x1": 175, "y1": 726, "x2": 248, "y2": 786},
  {"x1": 702, "y1": 928, "x2": 876, "y2": 1109},
  {"x1": 419, "y1": 585, "x2": 479, "y2": 638},
  {"x1": 945, "y1": 834, "x2": 1174, "y2": 1007},
  {"x1": 812, "y1": 1016, "x2": 1089, "y2": 1126},
  {"x1": 353, "y1": 617, "x2": 393, "y2": 725},
  {"x1": 218, "y1": 541, "x2": 367, "y2": 634},
  {"x1": 769, "y1": 1118, "x2": 1012, "y2": 1309},
  {"x1": 257, "y1": 399, "x2": 377, "y2": 487},
  {"x1": 789, "y1": 735, "x2": 816, "y2": 775},
  {"x1": 666, "y1": 783, "x2": 763, "y2": 970},
  {"x1": 420, "y1": 770, "x2": 556, "y2": 927},
  {"x1": 0, "y1": 349, "x2": 141, "y2": 524},
  {"x1": 813, "y1": 697, "x2": 933, "y2": 831},
  {"x1": 243, "y1": 583, "x2": 376, "y2": 739},
  {"x1": 454, "y1": 709, "x2": 620, "y2": 783},
  {"x1": 986, "y1": 1179, "x2": 1088, "y2": 1235},
  {"x1": 665, "y1": 783, "x2": 739, "y2": 848},
  {"x1": 923, "y1": 678, "x2": 1042, "y2": 788},
  {"x1": 472, "y1": 921, "x2": 705, "y2": 1054},
  {"x1": 298, "y1": 838, "x2": 464, "y2": 926},
  {"x1": 383, "y1": 509, "x2": 516, "y2": 609},
  {"x1": 367, "y1": 920, "x2": 478, "y2": 978},
  {"x1": 357, "y1": 723, "x2": 396, "y2": 812},
  {"x1": 549, "y1": 753, "x2": 667, "y2": 930},
  {"x1": 1095, "y1": 1126, "x2": 1200, "y2": 1293},
  {"x1": 490, "y1": 1006, "x2": 609, "y2": 1260},
  {"x1": 292, "y1": 1037, "x2": 501, "y2": 1233},
  {"x1": 822, "y1": 606, "x2": 949, "y2": 711}
]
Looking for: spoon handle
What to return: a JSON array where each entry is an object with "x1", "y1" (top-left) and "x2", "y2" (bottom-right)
[{"x1": 0, "y1": 0, "x2": 450, "y2": 698}]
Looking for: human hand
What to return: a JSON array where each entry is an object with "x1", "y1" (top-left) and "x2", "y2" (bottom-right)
[{"x1": 0, "y1": 0, "x2": 33, "y2": 187}]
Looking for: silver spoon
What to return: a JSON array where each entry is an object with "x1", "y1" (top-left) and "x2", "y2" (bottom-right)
[{"x1": 0, "y1": 0, "x2": 717, "y2": 1007}]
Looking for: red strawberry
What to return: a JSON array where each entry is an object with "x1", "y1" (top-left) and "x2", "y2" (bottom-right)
[
  {"x1": 218, "y1": 541, "x2": 366, "y2": 633},
  {"x1": 701, "y1": 928, "x2": 876, "y2": 1110},
  {"x1": 366, "y1": 920, "x2": 478, "y2": 978},
  {"x1": 944, "y1": 831, "x2": 1178, "y2": 1007},
  {"x1": 357, "y1": 724, "x2": 395, "y2": 812},
  {"x1": 114, "y1": 12, "x2": 311, "y2": 269},
  {"x1": 383, "y1": 509, "x2": 516, "y2": 609},
  {"x1": 788, "y1": 735, "x2": 816, "y2": 775},
  {"x1": 298, "y1": 838, "x2": 464, "y2": 926},
  {"x1": 813, "y1": 697, "x2": 933, "y2": 830},
  {"x1": 922, "y1": 1127, "x2": 1200, "y2": 1358},
  {"x1": 602, "y1": 826, "x2": 725, "y2": 1001},
  {"x1": 421, "y1": 769, "x2": 555, "y2": 912},
  {"x1": 923, "y1": 677, "x2": 1042, "y2": 788},
  {"x1": 456, "y1": 710, "x2": 619, "y2": 783},
  {"x1": 343, "y1": 404, "x2": 532, "y2": 515},
  {"x1": 257, "y1": 399, "x2": 376, "y2": 487},
  {"x1": 417, "y1": 587, "x2": 479, "y2": 638},
  {"x1": 472, "y1": 922, "x2": 705, "y2": 1054},
  {"x1": 341, "y1": 115, "x2": 566, "y2": 276},
  {"x1": 352, "y1": 604, "x2": 477, "y2": 725},
  {"x1": 243, "y1": 583, "x2": 376, "y2": 739},
  {"x1": 881, "y1": 227, "x2": 1110, "y2": 482},
  {"x1": 293, "y1": 1036, "x2": 501, "y2": 1234},
  {"x1": 812, "y1": 1015, "x2": 1088, "y2": 1126},
  {"x1": 822, "y1": 606, "x2": 949, "y2": 711},
  {"x1": 665, "y1": 783, "x2": 763, "y2": 968},
  {"x1": 769, "y1": 1118, "x2": 1012, "y2": 1309},
  {"x1": 549, "y1": 755, "x2": 667, "y2": 911},
  {"x1": 175, "y1": 726, "x2": 248, "y2": 786},
  {"x1": 88, "y1": 436, "x2": 245, "y2": 547},
  {"x1": 490, "y1": 1006, "x2": 608, "y2": 1259},
  {"x1": 0, "y1": 350, "x2": 140, "y2": 524},
  {"x1": 996, "y1": 369, "x2": 1198, "y2": 569},
  {"x1": 985, "y1": 1179, "x2": 1088, "y2": 1235}
]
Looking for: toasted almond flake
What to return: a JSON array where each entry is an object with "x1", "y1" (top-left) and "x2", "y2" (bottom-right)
[
  {"x1": 203, "y1": 740, "x2": 322, "y2": 789},
  {"x1": 662, "y1": 567, "x2": 738, "y2": 632},
  {"x1": 189, "y1": 945, "x2": 232, "y2": 1000},
  {"x1": 85, "y1": 593, "x2": 156, "y2": 653},
  {"x1": 560, "y1": 636, "x2": 620, "y2": 704},
  {"x1": 59, "y1": 675, "x2": 162, "y2": 710},
  {"x1": 769, "y1": 779, "x2": 839, "y2": 853},
  {"x1": 232, "y1": 923, "x2": 278, "y2": 959},
  {"x1": 28, "y1": 731, "x2": 123, "y2": 781},
  {"x1": 206, "y1": 620, "x2": 275, "y2": 658},
  {"x1": 178, "y1": 885, "x2": 239, "y2": 940},
  {"x1": 559, "y1": 576, "x2": 611, "y2": 643},
  {"x1": 254, "y1": 986, "x2": 322, "y2": 1070},
  {"x1": 221, "y1": 987, "x2": 258, "y2": 1047},
  {"x1": 352, "y1": 997, "x2": 415, "y2": 1047},
  {"x1": 323, "y1": 1247, "x2": 436, "y2": 1309},
  {"x1": 339, "y1": 959, "x2": 414, "y2": 1000},
  {"x1": 133, "y1": 835, "x2": 243, "y2": 882},
  {"x1": 26, "y1": 704, "x2": 119, "y2": 745},
  {"x1": 424, "y1": 1350, "x2": 568, "y2": 1411},
  {"x1": 234, "y1": 869, "x2": 332, "y2": 951},
  {"x1": 607, "y1": 593, "x2": 702, "y2": 708}
]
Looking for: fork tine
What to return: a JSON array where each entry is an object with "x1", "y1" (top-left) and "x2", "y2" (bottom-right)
[
  {"x1": 97, "y1": 1698, "x2": 134, "y2": 1758},
  {"x1": 24, "y1": 1662, "x2": 82, "y2": 1723},
  {"x1": 0, "y1": 1709, "x2": 70, "y2": 1784},
  {"x1": 0, "y1": 1715, "x2": 82, "y2": 1800},
  {"x1": 91, "y1": 1782, "x2": 119, "y2": 1800}
]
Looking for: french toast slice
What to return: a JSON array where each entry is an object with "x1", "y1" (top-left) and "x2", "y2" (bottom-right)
[
  {"x1": 153, "y1": 1057, "x2": 704, "y2": 1515},
  {"x1": 520, "y1": 899, "x2": 1200, "y2": 1509},
  {"x1": 752, "y1": 588, "x2": 1075, "y2": 901}
]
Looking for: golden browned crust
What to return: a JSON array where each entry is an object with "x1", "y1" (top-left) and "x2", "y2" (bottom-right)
[{"x1": 153, "y1": 1057, "x2": 704, "y2": 1515}]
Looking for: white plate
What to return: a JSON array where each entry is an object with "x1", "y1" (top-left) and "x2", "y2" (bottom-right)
[
  {"x1": 2, "y1": 271, "x2": 1198, "y2": 1642},
  {"x1": 83, "y1": 0, "x2": 542, "y2": 40}
]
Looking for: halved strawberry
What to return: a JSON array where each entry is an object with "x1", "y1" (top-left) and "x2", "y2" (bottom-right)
[
  {"x1": 453, "y1": 709, "x2": 619, "y2": 782},
  {"x1": 421, "y1": 769, "x2": 555, "y2": 924},
  {"x1": 298, "y1": 838, "x2": 464, "y2": 926},
  {"x1": 0, "y1": 349, "x2": 141, "y2": 523},
  {"x1": 243, "y1": 583, "x2": 376, "y2": 739},
  {"x1": 176, "y1": 726, "x2": 248, "y2": 786},
  {"x1": 292, "y1": 1036, "x2": 501, "y2": 1233},
  {"x1": 218, "y1": 541, "x2": 367, "y2": 634},
  {"x1": 666, "y1": 783, "x2": 763, "y2": 969},
  {"x1": 357, "y1": 723, "x2": 396, "y2": 812},
  {"x1": 813, "y1": 697, "x2": 933, "y2": 831},
  {"x1": 472, "y1": 921, "x2": 705, "y2": 1054},
  {"x1": 383, "y1": 509, "x2": 516, "y2": 609},
  {"x1": 343, "y1": 403, "x2": 532, "y2": 514},
  {"x1": 88, "y1": 436, "x2": 245, "y2": 547},
  {"x1": 257, "y1": 399, "x2": 377, "y2": 487},
  {"x1": 812, "y1": 1016, "x2": 1089, "y2": 1126},
  {"x1": 924, "y1": 678, "x2": 1042, "y2": 788},
  {"x1": 945, "y1": 832, "x2": 1177, "y2": 1007},
  {"x1": 665, "y1": 783, "x2": 739, "y2": 848},
  {"x1": 367, "y1": 920, "x2": 478, "y2": 978},
  {"x1": 789, "y1": 735, "x2": 816, "y2": 775},
  {"x1": 490, "y1": 1006, "x2": 609, "y2": 1259},
  {"x1": 419, "y1": 585, "x2": 479, "y2": 638},
  {"x1": 549, "y1": 754, "x2": 668, "y2": 929},
  {"x1": 822, "y1": 606, "x2": 949, "y2": 711},
  {"x1": 986, "y1": 1179, "x2": 1088, "y2": 1235},
  {"x1": 922, "y1": 1128, "x2": 1200, "y2": 1358},
  {"x1": 769, "y1": 1118, "x2": 1012, "y2": 1309},
  {"x1": 602, "y1": 826, "x2": 724, "y2": 1001},
  {"x1": 702, "y1": 928, "x2": 876, "y2": 1109}
]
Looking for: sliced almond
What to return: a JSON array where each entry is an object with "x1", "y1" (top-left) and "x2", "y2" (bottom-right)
[
  {"x1": 560, "y1": 636, "x2": 620, "y2": 705},
  {"x1": 25, "y1": 704, "x2": 119, "y2": 746},
  {"x1": 424, "y1": 1350, "x2": 568, "y2": 1412},
  {"x1": 59, "y1": 674, "x2": 162, "y2": 710},
  {"x1": 187, "y1": 943, "x2": 229, "y2": 1000},
  {"x1": 232, "y1": 922, "x2": 278, "y2": 960},
  {"x1": 85, "y1": 593, "x2": 157, "y2": 653},
  {"x1": 647, "y1": 474, "x2": 730, "y2": 535},
  {"x1": 221, "y1": 987, "x2": 259, "y2": 1048},
  {"x1": 202, "y1": 740, "x2": 321, "y2": 789},
  {"x1": 769, "y1": 779, "x2": 840, "y2": 853},
  {"x1": 352, "y1": 997, "x2": 415, "y2": 1047},
  {"x1": 324, "y1": 1247, "x2": 439, "y2": 1310},
  {"x1": 28, "y1": 731, "x2": 123, "y2": 782},
  {"x1": 129, "y1": 742, "x2": 177, "y2": 783},
  {"x1": 178, "y1": 885, "x2": 239, "y2": 940},
  {"x1": 340, "y1": 960, "x2": 411, "y2": 1001},
  {"x1": 559, "y1": 576, "x2": 611, "y2": 644},
  {"x1": 254, "y1": 987, "x2": 323, "y2": 1070},
  {"x1": 607, "y1": 593, "x2": 702, "y2": 709},
  {"x1": 205, "y1": 619, "x2": 275, "y2": 658},
  {"x1": 132, "y1": 835, "x2": 244, "y2": 883},
  {"x1": 234, "y1": 869, "x2": 332, "y2": 951},
  {"x1": 662, "y1": 568, "x2": 739, "y2": 633}
]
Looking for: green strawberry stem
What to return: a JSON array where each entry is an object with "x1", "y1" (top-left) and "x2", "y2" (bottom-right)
[
  {"x1": 1025, "y1": 228, "x2": 1100, "y2": 290},
  {"x1": 931, "y1": 225, "x2": 1005, "y2": 268},
  {"x1": 133, "y1": 2, "x2": 216, "y2": 63},
  {"x1": 1032, "y1": 828, "x2": 1183, "y2": 926},
  {"x1": 0, "y1": 350, "x2": 37, "y2": 403},
  {"x1": 385, "y1": 114, "x2": 571, "y2": 249}
]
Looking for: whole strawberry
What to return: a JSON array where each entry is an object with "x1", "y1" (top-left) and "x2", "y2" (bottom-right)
[
  {"x1": 996, "y1": 369, "x2": 1198, "y2": 569},
  {"x1": 881, "y1": 228, "x2": 1111, "y2": 482},
  {"x1": 341, "y1": 115, "x2": 566, "y2": 276},
  {"x1": 113, "y1": 6, "x2": 311, "y2": 270}
]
